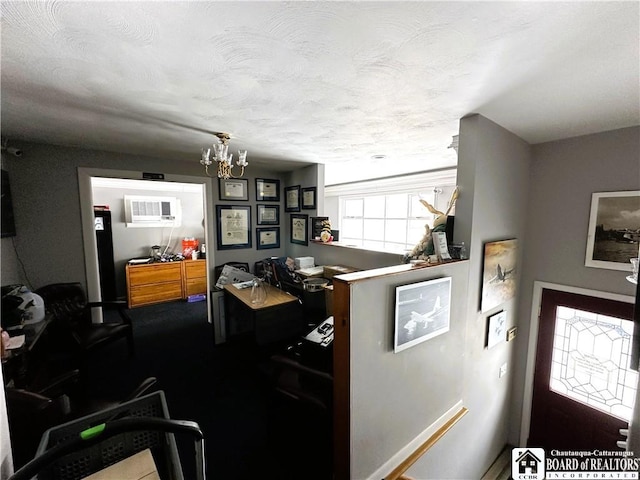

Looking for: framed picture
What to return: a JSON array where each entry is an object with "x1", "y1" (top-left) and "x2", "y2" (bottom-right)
[
  {"x1": 585, "y1": 190, "x2": 640, "y2": 271},
  {"x1": 255, "y1": 178, "x2": 280, "y2": 202},
  {"x1": 487, "y1": 310, "x2": 507, "y2": 349},
  {"x1": 257, "y1": 204, "x2": 279, "y2": 225},
  {"x1": 256, "y1": 227, "x2": 280, "y2": 250},
  {"x1": 394, "y1": 277, "x2": 451, "y2": 353},
  {"x1": 311, "y1": 216, "x2": 329, "y2": 240},
  {"x1": 218, "y1": 178, "x2": 248, "y2": 201},
  {"x1": 481, "y1": 239, "x2": 518, "y2": 312},
  {"x1": 301, "y1": 187, "x2": 317, "y2": 209},
  {"x1": 290, "y1": 213, "x2": 308, "y2": 245},
  {"x1": 216, "y1": 205, "x2": 251, "y2": 250},
  {"x1": 285, "y1": 185, "x2": 301, "y2": 212}
]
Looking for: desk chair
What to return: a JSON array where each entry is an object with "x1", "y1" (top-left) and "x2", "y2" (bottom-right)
[
  {"x1": 265, "y1": 354, "x2": 333, "y2": 477},
  {"x1": 34, "y1": 282, "x2": 134, "y2": 375}
]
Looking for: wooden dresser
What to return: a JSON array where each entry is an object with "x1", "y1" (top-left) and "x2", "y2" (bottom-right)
[{"x1": 125, "y1": 260, "x2": 207, "y2": 308}]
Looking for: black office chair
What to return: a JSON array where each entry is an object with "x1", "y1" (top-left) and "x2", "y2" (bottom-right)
[{"x1": 34, "y1": 282, "x2": 134, "y2": 372}]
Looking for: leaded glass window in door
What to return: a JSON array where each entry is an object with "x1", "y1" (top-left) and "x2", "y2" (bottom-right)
[{"x1": 549, "y1": 306, "x2": 638, "y2": 421}]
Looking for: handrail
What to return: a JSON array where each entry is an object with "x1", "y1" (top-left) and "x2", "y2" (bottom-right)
[{"x1": 384, "y1": 407, "x2": 468, "y2": 480}]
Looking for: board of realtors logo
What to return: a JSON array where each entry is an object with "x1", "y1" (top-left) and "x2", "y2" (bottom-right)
[{"x1": 512, "y1": 448, "x2": 545, "y2": 480}]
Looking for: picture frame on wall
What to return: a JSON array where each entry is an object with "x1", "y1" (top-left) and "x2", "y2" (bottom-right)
[
  {"x1": 216, "y1": 205, "x2": 252, "y2": 250},
  {"x1": 481, "y1": 239, "x2": 518, "y2": 312},
  {"x1": 394, "y1": 277, "x2": 451, "y2": 353},
  {"x1": 290, "y1": 213, "x2": 308, "y2": 245},
  {"x1": 585, "y1": 190, "x2": 640, "y2": 271},
  {"x1": 257, "y1": 204, "x2": 279, "y2": 225},
  {"x1": 301, "y1": 187, "x2": 317, "y2": 209},
  {"x1": 256, "y1": 227, "x2": 280, "y2": 250},
  {"x1": 486, "y1": 310, "x2": 507, "y2": 349},
  {"x1": 285, "y1": 185, "x2": 301, "y2": 212},
  {"x1": 218, "y1": 178, "x2": 248, "y2": 201},
  {"x1": 255, "y1": 178, "x2": 280, "y2": 202}
]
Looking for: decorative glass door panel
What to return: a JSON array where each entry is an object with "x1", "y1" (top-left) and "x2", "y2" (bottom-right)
[{"x1": 549, "y1": 306, "x2": 637, "y2": 421}]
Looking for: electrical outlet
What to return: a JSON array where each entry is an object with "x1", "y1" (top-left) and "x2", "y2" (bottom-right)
[
  {"x1": 507, "y1": 326, "x2": 517, "y2": 341},
  {"x1": 499, "y1": 363, "x2": 508, "y2": 378}
]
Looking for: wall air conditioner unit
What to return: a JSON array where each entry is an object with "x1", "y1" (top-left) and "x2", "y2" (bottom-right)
[{"x1": 124, "y1": 195, "x2": 182, "y2": 228}]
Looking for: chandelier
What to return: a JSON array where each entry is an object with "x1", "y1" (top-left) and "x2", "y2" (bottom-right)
[{"x1": 200, "y1": 132, "x2": 248, "y2": 179}]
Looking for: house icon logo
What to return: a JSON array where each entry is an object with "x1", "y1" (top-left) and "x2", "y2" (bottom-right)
[{"x1": 511, "y1": 448, "x2": 545, "y2": 480}]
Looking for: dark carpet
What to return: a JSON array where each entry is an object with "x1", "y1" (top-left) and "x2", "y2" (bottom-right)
[{"x1": 89, "y1": 300, "x2": 331, "y2": 480}]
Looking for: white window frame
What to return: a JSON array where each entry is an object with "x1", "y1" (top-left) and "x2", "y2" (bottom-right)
[{"x1": 325, "y1": 169, "x2": 457, "y2": 254}]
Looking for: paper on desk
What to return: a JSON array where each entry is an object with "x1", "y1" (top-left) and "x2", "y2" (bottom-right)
[{"x1": 6, "y1": 335, "x2": 25, "y2": 350}]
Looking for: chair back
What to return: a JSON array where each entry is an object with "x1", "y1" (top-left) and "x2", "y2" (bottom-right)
[{"x1": 35, "y1": 283, "x2": 87, "y2": 327}]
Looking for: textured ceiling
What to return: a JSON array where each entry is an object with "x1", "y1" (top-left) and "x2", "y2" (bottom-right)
[{"x1": 1, "y1": 1, "x2": 639, "y2": 183}]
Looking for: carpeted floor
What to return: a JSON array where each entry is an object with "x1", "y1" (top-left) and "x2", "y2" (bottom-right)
[{"x1": 89, "y1": 300, "x2": 332, "y2": 480}]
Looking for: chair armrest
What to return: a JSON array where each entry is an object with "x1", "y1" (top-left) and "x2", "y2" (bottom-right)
[
  {"x1": 270, "y1": 354, "x2": 333, "y2": 383},
  {"x1": 85, "y1": 301, "x2": 133, "y2": 325},
  {"x1": 6, "y1": 388, "x2": 54, "y2": 413},
  {"x1": 86, "y1": 300, "x2": 127, "y2": 309},
  {"x1": 36, "y1": 369, "x2": 80, "y2": 398}
]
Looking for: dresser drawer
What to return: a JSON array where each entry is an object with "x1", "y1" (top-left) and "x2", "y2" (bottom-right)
[
  {"x1": 185, "y1": 278, "x2": 207, "y2": 297},
  {"x1": 129, "y1": 281, "x2": 183, "y2": 308},
  {"x1": 128, "y1": 263, "x2": 182, "y2": 285},
  {"x1": 183, "y1": 260, "x2": 206, "y2": 279}
]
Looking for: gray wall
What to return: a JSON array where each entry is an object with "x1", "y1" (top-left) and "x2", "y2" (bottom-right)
[
  {"x1": 510, "y1": 126, "x2": 640, "y2": 445},
  {"x1": 349, "y1": 261, "x2": 469, "y2": 479},
  {"x1": 401, "y1": 114, "x2": 532, "y2": 479}
]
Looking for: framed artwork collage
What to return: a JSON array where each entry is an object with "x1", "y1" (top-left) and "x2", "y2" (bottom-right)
[{"x1": 215, "y1": 178, "x2": 319, "y2": 251}]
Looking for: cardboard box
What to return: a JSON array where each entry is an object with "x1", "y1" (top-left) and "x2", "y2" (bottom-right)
[
  {"x1": 295, "y1": 256, "x2": 315, "y2": 269},
  {"x1": 82, "y1": 448, "x2": 159, "y2": 480},
  {"x1": 323, "y1": 265, "x2": 358, "y2": 279}
]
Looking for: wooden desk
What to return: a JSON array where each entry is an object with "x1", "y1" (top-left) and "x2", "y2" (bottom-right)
[{"x1": 223, "y1": 283, "x2": 303, "y2": 345}]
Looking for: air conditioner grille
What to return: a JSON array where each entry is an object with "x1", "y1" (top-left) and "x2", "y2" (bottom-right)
[{"x1": 132, "y1": 201, "x2": 161, "y2": 217}]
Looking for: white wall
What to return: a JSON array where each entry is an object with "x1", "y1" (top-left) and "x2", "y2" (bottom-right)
[
  {"x1": 0, "y1": 366, "x2": 13, "y2": 478},
  {"x1": 511, "y1": 126, "x2": 640, "y2": 445}
]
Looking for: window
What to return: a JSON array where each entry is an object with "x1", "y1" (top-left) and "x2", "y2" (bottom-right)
[{"x1": 325, "y1": 169, "x2": 457, "y2": 254}]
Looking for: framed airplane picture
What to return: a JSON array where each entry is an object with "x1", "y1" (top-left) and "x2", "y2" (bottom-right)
[
  {"x1": 481, "y1": 239, "x2": 518, "y2": 312},
  {"x1": 394, "y1": 277, "x2": 451, "y2": 353}
]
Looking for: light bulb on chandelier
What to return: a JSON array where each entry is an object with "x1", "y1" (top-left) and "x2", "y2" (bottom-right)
[{"x1": 200, "y1": 132, "x2": 248, "y2": 179}]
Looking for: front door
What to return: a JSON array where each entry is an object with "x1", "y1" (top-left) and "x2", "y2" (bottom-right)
[{"x1": 528, "y1": 288, "x2": 637, "y2": 450}]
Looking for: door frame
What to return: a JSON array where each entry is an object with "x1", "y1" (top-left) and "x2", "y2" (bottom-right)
[
  {"x1": 520, "y1": 281, "x2": 635, "y2": 446},
  {"x1": 78, "y1": 167, "x2": 214, "y2": 323}
]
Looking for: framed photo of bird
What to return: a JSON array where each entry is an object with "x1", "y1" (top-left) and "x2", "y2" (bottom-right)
[{"x1": 481, "y1": 239, "x2": 518, "y2": 312}]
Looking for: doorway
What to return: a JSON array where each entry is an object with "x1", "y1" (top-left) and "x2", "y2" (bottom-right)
[
  {"x1": 527, "y1": 286, "x2": 637, "y2": 450},
  {"x1": 78, "y1": 168, "x2": 213, "y2": 324}
]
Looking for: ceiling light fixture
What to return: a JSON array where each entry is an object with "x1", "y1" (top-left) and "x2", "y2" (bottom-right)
[{"x1": 200, "y1": 132, "x2": 248, "y2": 179}]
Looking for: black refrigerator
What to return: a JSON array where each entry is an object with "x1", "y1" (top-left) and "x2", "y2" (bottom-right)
[{"x1": 94, "y1": 208, "x2": 117, "y2": 301}]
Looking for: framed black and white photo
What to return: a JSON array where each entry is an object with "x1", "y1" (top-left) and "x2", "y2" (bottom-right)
[
  {"x1": 585, "y1": 190, "x2": 640, "y2": 271},
  {"x1": 255, "y1": 178, "x2": 280, "y2": 202},
  {"x1": 394, "y1": 277, "x2": 451, "y2": 353},
  {"x1": 256, "y1": 227, "x2": 280, "y2": 250},
  {"x1": 290, "y1": 213, "x2": 308, "y2": 245},
  {"x1": 487, "y1": 310, "x2": 507, "y2": 349},
  {"x1": 218, "y1": 178, "x2": 248, "y2": 201},
  {"x1": 257, "y1": 204, "x2": 280, "y2": 225},
  {"x1": 301, "y1": 187, "x2": 317, "y2": 209},
  {"x1": 285, "y1": 185, "x2": 301, "y2": 212},
  {"x1": 216, "y1": 205, "x2": 251, "y2": 250}
]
